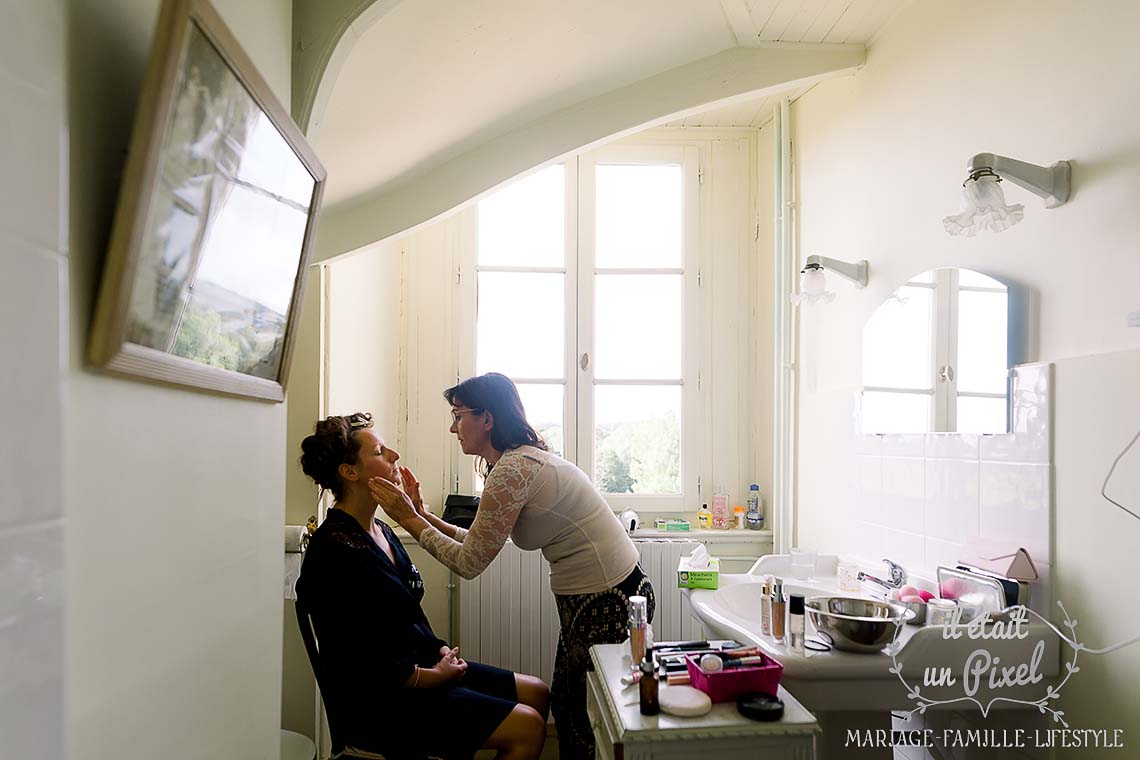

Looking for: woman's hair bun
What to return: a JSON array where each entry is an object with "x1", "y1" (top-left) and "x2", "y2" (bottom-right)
[{"x1": 299, "y1": 413, "x2": 372, "y2": 500}]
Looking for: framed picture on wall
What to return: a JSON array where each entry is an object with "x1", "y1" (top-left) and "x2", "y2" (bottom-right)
[{"x1": 88, "y1": 0, "x2": 325, "y2": 402}]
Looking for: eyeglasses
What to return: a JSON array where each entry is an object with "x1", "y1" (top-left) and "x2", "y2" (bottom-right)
[{"x1": 450, "y1": 408, "x2": 481, "y2": 423}]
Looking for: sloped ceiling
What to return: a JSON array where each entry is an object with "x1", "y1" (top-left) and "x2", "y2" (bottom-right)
[
  {"x1": 303, "y1": 0, "x2": 906, "y2": 259},
  {"x1": 313, "y1": 0, "x2": 738, "y2": 207}
]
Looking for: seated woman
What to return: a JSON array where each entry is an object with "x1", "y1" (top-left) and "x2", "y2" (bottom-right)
[{"x1": 296, "y1": 412, "x2": 548, "y2": 760}]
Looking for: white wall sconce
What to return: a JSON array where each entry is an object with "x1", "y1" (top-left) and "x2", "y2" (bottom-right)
[
  {"x1": 943, "y1": 153, "x2": 1071, "y2": 236},
  {"x1": 790, "y1": 255, "x2": 869, "y2": 305}
]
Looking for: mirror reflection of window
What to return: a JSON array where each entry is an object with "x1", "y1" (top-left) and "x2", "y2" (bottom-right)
[{"x1": 861, "y1": 268, "x2": 1016, "y2": 434}]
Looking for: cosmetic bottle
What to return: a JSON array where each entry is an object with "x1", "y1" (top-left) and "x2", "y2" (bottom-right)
[
  {"x1": 639, "y1": 658, "x2": 660, "y2": 715},
  {"x1": 760, "y1": 579, "x2": 772, "y2": 637},
  {"x1": 697, "y1": 504, "x2": 711, "y2": 529},
  {"x1": 746, "y1": 484, "x2": 762, "y2": 529},
  {"x1": 711, "y1": 490, "x2": 730, "y2": 530},
  {"x1": 734, "y1": 505, "x2": 746, "y2": 529},
  {"x1": 787, "y1": 594, "x2": 805, "y2": 654},
  {"x1": 771, "y1": 578, "x2": 786, "y2": 643},
  {"x1": 629, "y1": 595, "x2": 648, "y2": 666}
]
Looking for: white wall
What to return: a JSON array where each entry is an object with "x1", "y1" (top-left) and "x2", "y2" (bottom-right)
[
  {"x1": 1054, "y1": 349, "x2": 1140, "y2": 742},
  {"x1": 0, "y1": 2, "x2": 66, "y2": 758},
  {"x1": 791, "y1": 1, "x2": 1140, "y2": 749},
  {"x1": 66, "y1": 2, "x2": 293, "y2": 759}
]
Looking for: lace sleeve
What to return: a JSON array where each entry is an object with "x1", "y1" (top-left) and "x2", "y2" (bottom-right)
[{"x1": 417, "y1": 451, "x2": 542, "y2": 579}]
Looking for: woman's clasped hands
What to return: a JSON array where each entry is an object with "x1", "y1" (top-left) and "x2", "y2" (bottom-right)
[{"x1": 435, "y1": 645, "x2": 467, "y2": 684}]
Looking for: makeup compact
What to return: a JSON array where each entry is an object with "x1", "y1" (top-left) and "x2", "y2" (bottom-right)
[{"x1": 736, "y1": 691, "x2": 785, "y2": 721}]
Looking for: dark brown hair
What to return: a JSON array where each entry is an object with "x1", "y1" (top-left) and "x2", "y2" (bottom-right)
[
  {"x1": 299, "y1": 412, "x2": 373, "y2": 501},
  {"x1": 444, "y1": 373, "x2": 547, "y2": 472}
]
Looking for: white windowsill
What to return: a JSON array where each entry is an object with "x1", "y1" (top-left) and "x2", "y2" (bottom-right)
[
  {"x1": 631, "y1": 528, "x2": 773, "y2": 542},
  {"x1": 395, "y1": 525, "x2": 774, "y2": 543}
]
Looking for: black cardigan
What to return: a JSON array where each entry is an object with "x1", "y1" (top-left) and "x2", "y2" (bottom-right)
[{"x1": 296, "y1": 509, "x2": 447, "y2": 734}]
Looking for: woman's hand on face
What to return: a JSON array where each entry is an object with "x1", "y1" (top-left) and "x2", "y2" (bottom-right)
[
  {"x1": 369, "y1": 477, "x2": 416, "y2": 524},
  {"x1": 399, "y1": 466, "x2": 429, "y2": 517}
]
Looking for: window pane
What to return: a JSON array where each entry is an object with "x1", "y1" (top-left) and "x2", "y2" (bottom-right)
[
  {"x1": 861, "y1": 391, "x2": 931, "y2": 434},
  {"x1": 957, "y1": 396, "x2": 1007, "y2": 434},
  {"x1": 476, "y1": 272, "x2": 563, "y2": 377},
  {"x1": 594, "y1": 385, "x2": 680, "y2": 495},
  {"x1": 594, "y1": 274, "x2": 681, "y2": 379},
  {"x1": 862, "y1": 285, "x2": 933, "y2": 390},
  {"x1": 595, "y1": 164, "x2": 682, "y2": 268},
  {"x1": 515, "y1": 383, "x2": 564, "y2": 458},
  {"x1": 957, "y1": 290, "x2": 1008, "y2": 394},
  {"x1": 957, "y1": 269, "x2": 1004, "y2": 289},
  {"x1": 477, "y1": 165, "x2": 564, "y2": 267}
]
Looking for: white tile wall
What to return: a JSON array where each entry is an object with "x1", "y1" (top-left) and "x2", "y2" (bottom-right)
[
  {"x1": 881, "y1": 456, "x2": 925, "y2": 534},
  {"x1": 0, "y1": 2, "x2": 66, "y2": 757},
  {"x1": 847, "y1": 365, "x2": 1053, "y2": 586},
  {"x1": 978, "y1": 461, "x2": 1051, "y2": 564},
  {"x1": 923, "y1": 458, "x2": 979, "y2": 543},
  {"x1": 854, "y1": 454, "x2": 884, "y2": 523}
]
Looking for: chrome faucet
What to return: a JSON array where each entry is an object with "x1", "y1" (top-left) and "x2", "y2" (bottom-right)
[{"x1": 857, "y1": 559, "x2": 907, "y2": 594}]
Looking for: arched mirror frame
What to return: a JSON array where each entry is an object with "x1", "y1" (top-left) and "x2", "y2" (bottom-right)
[{"x1": 858, "y1": 267, "x2": 1036, "y2": 435}]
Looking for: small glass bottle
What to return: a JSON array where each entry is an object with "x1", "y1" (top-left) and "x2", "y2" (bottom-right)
[
  {"x1": 638, "y1": 658, "x2": 659, "y2": 715},
  {"x1": 787, "y1": 594, "x2": 805, "y2": 654},
  {"x1": 760, "y1": 579, "x2": 772, "y2": 637},
  {"x1": 771, "y1": 578, "x2": 786, "y2": 643}
]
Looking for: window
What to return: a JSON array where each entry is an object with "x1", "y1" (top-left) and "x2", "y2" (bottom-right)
[
  {"x1": 862, "y1": 269, "x2": 1008, "y2": 433},
  {"x1": 472, "y1": 146, "x2": 700, "y2": 509}
]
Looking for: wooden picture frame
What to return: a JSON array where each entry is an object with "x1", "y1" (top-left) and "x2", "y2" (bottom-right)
[{"x1": 88, "y1": 0, "x2": 325, "y2": 402}]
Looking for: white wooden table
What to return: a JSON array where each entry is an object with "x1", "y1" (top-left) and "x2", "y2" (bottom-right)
[{"x1": 587, "y1": 643, "x2": 820, "y2": 759}]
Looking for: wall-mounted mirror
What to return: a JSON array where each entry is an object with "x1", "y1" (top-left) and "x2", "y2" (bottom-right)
[{"x1": 861, "y1": 268, "x2": 1030, "y2": 434}]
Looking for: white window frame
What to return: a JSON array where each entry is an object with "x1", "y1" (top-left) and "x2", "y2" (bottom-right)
[
  {"x1": 459, "y1": 146, "x2": 702, "y2": 511},
  {"x1": 578, "y1": 144, "x2": 701, "y2": 511},
  {"x1": 863, "y1": 269, "x2": 1008, "y2": 432}
]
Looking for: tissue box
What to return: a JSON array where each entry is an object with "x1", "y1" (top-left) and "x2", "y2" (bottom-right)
[
  {"x1": 677, "y1": 555, "x2": 720, "y2": 589},
  {"x1": 654, "y1": 518, "x2": 691, "y2": 531}
]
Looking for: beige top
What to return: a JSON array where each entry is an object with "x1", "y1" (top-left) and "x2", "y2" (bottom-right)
[{"x1": 417, "y1": 445, "x2": 640, "y2": 595}]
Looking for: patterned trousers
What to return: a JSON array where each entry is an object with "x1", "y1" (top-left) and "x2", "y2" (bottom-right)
[{"x1": 551, "y1": 566, "x2": 656, "y2": 760}]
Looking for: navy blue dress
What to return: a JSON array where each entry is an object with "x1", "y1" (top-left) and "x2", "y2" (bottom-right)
[{"x1": 296, "y1": 508, "x2": 517, "y2": 758}]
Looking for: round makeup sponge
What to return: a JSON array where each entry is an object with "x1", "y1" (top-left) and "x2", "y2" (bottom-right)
[{"x1": 660, "y1": 685, "x2": 712, "y2": 717}]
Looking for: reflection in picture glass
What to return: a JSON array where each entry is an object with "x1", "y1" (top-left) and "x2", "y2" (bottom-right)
[{"x1": 124, "y1": 24, "x2": 315, "y2": 380}]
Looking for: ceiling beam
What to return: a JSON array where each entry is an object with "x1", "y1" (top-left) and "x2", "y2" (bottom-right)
[{"x1": 311, "y1": 43, "x2": 865, "y2": 265}]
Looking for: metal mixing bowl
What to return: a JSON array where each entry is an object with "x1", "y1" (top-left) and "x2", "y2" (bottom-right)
[{"x1": 806, "y1": 596, "x2": 913, "y2": 653}]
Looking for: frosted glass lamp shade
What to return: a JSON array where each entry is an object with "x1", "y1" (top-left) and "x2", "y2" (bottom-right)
[
  {"x1": 943, "y1": 174, "x2": 1024, "y2": 236},
  {"x1": 791, "y1": 266, "x2": 836, "y2": 305}
]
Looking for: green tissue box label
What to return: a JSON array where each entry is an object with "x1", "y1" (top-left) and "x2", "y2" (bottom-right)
[{"x1": 677, "y1": 557, "x2": 720, "y2": 589}]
